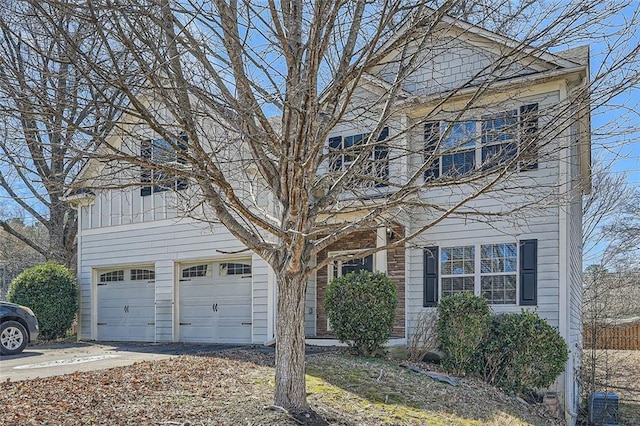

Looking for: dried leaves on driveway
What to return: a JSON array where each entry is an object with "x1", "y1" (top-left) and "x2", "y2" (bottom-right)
[{"x1": 1, "y1": 349, "x2": 562, "y2": 425}]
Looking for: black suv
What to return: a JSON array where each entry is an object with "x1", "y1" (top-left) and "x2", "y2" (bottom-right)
[{"x1": 0, "y1": 301, "x2": 39, "y2": 355}]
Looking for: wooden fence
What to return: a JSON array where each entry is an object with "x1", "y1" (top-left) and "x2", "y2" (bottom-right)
[{"x1": 584, "y1": 321, "x2": 640, "y2": 350}]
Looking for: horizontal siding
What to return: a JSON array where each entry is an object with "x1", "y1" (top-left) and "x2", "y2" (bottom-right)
[
  {"x1": 305, "y1": 262, "x2": 317, "y2": 337},
  {"x1": 78, "y1": 264, "x2": 92, "y2": 340},
  {"x1": 406, "y1": 204, "x2": 562, "y2": 334},
  {"x1": 78, "y1": 220, "x2": 268, "y2": 344},
  {"x1": 154, "y1": 261, "x2": 175, "y2": 342},
  {"x1": 251, "y1": 254, "x2": 269, "y2": 343}
]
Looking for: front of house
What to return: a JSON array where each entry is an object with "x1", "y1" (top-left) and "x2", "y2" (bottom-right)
[{"x1": 69, "y1": 16, "x2": 590, "y2": 425}]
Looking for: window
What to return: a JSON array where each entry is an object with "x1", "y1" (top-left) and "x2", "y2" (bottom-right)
[
  {"x1": 99, "y1": 270, "x2": 124, "y2": 283},
  {"x1": 331, "y1": 254, "x2": 374, "y2": 279},
  {"x1": 423, "y1": 240, "x2": 537, "y2": 307},
  {"x1": 220, "y1": 262, "x2": 251, "y2": 276},
  {"x1": 182, "y1": 264, "x2": 208, "y2": 278},
  {"x1": 424, "y1": 103, "x2": 538, "y2": 179},
  {"x1": 141, "y1": 135, "x2": 188, "y2": 196},
  {"x1": 440, "y1": 246, "x2": 475, "y2": 297},
  {"x1": 130, "y1": 269, "x2": 155, "y2": 281},
  {"x1": 480, "y1": 244, "x2": 517, "y2": 304},
  {"x1": 328, "y1": 127, "x2": 389, "y2": 188}
]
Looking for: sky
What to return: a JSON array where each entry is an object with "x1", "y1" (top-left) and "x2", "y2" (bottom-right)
[
  {"x1": 0, "y1": 2, "x2": 638, "y2": 267},
  {"x1": 588, "y1": 3, "x2": 640, "y2": 185}
]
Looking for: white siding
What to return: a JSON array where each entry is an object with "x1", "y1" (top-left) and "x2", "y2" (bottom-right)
[
  {"x1": 565, "y1": 115, "x2": 586, "y2": 421},
  {"x1": 77, "y1": 219, "x2": 269, "y2": 344},
  {"x1": 375, "y1": 33, "x2": 543, "y2": 96},
  {"x1": 405, "y1": 90, "x2": 568, "y2": 344},
  {"x1": 305, "y1": 266, "x2": 317, "y2": 337},
  {"x1": 251, "y1": 253, "x2": 269, "y2": 343}
]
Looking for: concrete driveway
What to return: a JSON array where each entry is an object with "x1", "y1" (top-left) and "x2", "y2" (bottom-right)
[{"x1": 0, "y1": 342, "x2": 248, "y2": 382}]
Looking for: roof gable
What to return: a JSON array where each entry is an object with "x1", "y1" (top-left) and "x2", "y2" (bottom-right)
[{"x1": 369, "y1": 12, "x2": 585, "y2": 97}]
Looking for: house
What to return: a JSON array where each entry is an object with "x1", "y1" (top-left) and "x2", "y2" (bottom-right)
[{"x1": 67, "y1": 13, "x2": 590, "y2": 425}]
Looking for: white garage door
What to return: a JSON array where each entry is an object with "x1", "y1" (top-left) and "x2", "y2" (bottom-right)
[
  {"x1": 97, "y1": 268, "x2": 155, "y2": 342},
  {"x1": 179, "y1": 260, "x2": 252, "y2": 343}
]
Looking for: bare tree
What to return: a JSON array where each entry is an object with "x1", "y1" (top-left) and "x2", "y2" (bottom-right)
[
  {"x1": 0, "y1": 218, "x2": 45, "y2": 299},
  {"x1": 26, "y1": 0, "x2": 640, "y2": 414},
  {"x1": 0, "y1": 1, "x2": 122, "y2": 268},
  {"x1": 583, "y1": 159, "x2": 640, "y2": 267},
  {"x1": 581, "y1": 163, "x2": 640, "y2": 415}
]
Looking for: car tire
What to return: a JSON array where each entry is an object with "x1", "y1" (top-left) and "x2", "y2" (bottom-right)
[{"x1": 0, "y1": 320, "x2": 28, "y2": 355}]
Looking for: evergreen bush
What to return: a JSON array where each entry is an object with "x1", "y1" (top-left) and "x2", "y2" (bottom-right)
[
  {"x1": 436, "y1": 293, "x2": 491, "y2": 375},
  {"x1": 482, "y1": 311, "x2": 568, "y2": 395},
  {"x1": 8, "y1": 262, "x2": 78, "y2": 340},
  {"x1": 324, "y1": 270, "x2": 397, "y2": 356}
]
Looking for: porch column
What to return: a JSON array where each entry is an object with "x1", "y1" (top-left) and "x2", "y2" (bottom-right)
[{"x1": 375, "y1": 226, "x2": 387, "y2": 273}]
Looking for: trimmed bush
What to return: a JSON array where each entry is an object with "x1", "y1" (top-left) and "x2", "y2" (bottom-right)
[
  {"x1": 8, "y1": 262, "x2": 78, "y2": 340},
  {"x1": 324, "y1": 270, "x2": 397, "y2": 356},
  {"x1": 482, "y1": 311, "x2": 568, "y2": 396},
  {"x1": 437, "y1": 293, "x2": 491, "y2": 375}
]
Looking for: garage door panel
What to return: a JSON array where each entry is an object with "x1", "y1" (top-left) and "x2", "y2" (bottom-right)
[
  {"x1": 179, "y1": 261, "x2": 252, "y2": 344},
  {"x1": 217, "y1": 321, "x2": 251, "y2": 343},
  {"x1": 97, "y1": 268, "x2": 155, "y2": 342}
]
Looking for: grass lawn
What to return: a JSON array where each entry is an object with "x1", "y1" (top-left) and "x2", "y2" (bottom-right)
[{"x1": 1, "y1": 348, "x2": 563, "y2": 425}]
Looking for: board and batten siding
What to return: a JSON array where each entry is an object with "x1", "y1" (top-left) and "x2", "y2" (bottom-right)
[
  {"x1": 80, "y1": 188, "x2": 184, "y2": 230},
  {"x1": 77, "y1": 217, "x2": 269, "y2": 344}
]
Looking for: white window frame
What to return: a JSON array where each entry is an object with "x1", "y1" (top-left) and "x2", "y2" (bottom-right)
[
  {"x1": 439, "y1": 242, "x2": 519, "y2": 305},
  {"x1": 424, "y1": 104, "x2": 538, "y2": 179},
  {"x1": 328, "y1": 128, "x2": 389, "y2": 188},
  {"x1": 181, "y1": 264, "x2": 210, "y2": 279}
]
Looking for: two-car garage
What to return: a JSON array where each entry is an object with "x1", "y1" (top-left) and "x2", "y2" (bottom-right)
[{"x1": 95, "y1": 259, "x2": 253, "y2": 344}]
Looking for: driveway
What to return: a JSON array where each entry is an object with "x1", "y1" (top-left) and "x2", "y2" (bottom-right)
[{"x1": 0, "y1": 341, "x2": 249, "y2": 382}]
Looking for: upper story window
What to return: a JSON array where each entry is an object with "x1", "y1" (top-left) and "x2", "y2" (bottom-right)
[
  {"x1": 424, "y1": 104, "x2": 538, "y2": 180},
  {"x1": 328, "y1": 127, "x2": 389, "y2": 188},
  {"x1": 141, "y1": 135, "x2": 188, "y2": 196}
]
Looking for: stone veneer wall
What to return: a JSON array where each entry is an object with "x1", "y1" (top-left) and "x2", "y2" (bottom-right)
[{"x1": 315, "y1": 226, "x2": 405, "y2": 338}]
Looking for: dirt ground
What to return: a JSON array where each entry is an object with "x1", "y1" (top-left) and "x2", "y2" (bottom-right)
[
  {"x1": 582, "y1": 349, "x2": 640, "y2": 425},
  {"x1": 0, "y1": 348, "x2": 563, "y2": 425}
]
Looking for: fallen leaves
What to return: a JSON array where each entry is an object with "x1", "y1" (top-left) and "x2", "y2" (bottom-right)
[{"x1": 0, "y1": 349, "x2": 564, "y2": 425}]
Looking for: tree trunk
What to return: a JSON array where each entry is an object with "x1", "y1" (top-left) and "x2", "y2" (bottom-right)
[{"x1": 274, "y1": 270, "x2": 309, "y2": 412}]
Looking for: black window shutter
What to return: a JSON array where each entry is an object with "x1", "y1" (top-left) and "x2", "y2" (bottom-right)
[
  {"x1": 140, "y1": 139, "x2": 152, "y2": 196},
  {"x1": 328, "y1": 136, "x2": 342, "y2": 172},
  {"x1": 374, "y1": 127, "x2": 390, "y2": 187},
  {"x1": 424, "y1": 122, "x2": 440, "y2": 180},
  {"x1": 176, "y1": 134, "x2": 189, "y2": 191},
  {"x1": 519, "y1": 239, "x2": 538, "y2": 305},
  {"x1": 377, "y1": 127, "x2": 389, "y2": 141},
  {"x1": 520, "y1": 103, "x2": 539, "y2": 170},
  {"x1": 424, "y1": 247, "x2": 439, "y2": 307}
]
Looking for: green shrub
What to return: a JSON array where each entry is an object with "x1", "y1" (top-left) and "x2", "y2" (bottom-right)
[
  {"x1": 324, "y1": 270, "x2": 397, "y2": 356},
  {"x1": 437, "y1": 293, "x2": 491, "y2": 375},
  {"x1": 482, "y1": 311, "x2": 568, "y2": 396},
  {"x1": 8, "y1": 262, "x2": 78, "y2": 340}
]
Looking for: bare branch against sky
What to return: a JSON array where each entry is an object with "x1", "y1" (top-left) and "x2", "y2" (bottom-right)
[{"x1": 5, "y1": 0, "x2": 639, "y2": 412}]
